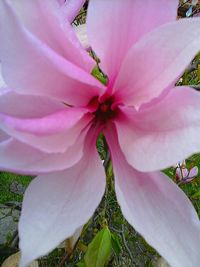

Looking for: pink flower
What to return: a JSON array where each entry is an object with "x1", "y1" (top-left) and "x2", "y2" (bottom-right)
[
  {"x1": 176, "y1": 161, "x2": 198, "y2": 183},
  {"x1": 1, "y1": 0, "x2": 200, "y2": 266}
]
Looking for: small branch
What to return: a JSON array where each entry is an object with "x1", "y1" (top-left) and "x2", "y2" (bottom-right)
[
  {"x1": 57, "y1": 253, "x2": 70, "y2": 267},
  {"x1": 57, "y1": 232, "x2": 82, "y2": 267},
  {"x1": 109, "y1": 226, "x2": 123, "y2": 234},
  {"x1": 103, "y1": 150, "x2": 110, "y2": 169},
  {"x1": 179, "y1": 0, "x2": 190, "y2": 8}
]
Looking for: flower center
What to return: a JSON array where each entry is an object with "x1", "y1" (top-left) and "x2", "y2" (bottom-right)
[{"x1": 89, "y1": 95, "x2": 118, "y2": 123}]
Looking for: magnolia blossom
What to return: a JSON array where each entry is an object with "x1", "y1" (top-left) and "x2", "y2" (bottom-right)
[
  {"x1": 1, "y1": 1, "x2": 200, "y2": 266},
  {"x1": 176, "y1": 166, "x2": 198, "y2": 183},
  {"x1": 175, "y1": 161, "x2": 198, "y2": 183}
]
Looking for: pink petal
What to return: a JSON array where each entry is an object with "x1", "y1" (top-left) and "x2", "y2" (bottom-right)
[
  {"x1": 0, "y1": 1, "x2": 104, "y2": 106},
  {"x1": 18, "y1": 132, "x2": 105, "y2": 267},
  {"x1": 0, "y1": 64, "x2": 6, "y2": 88},
  {"x1": 0, "y1": 91, "x2": 90, "y2": 153},
  {"x1": 104, "y1": 125, "x2": 200, "y2": 267},
  {"x1": 8, "y1": 0, "x2": 93, "y2": 72},
  {"x1": 62, "y1": 0, "x2": 86, "y2": 23},
  {"x1": 0, "y1": 90, "x2": 88, "y2": 141},
  {"x1": 0, "y1": 129, "x2": 9, "y2": 143},
  {"x1": 188, "y1": 166, "x2": 199, "y2": 178},
  {"x1": 176, "y1": 168, "x2": 189, "y2": 180},
  {"x1": 176, "y1": 166, "x2": 198, "y2": 183},
  {"x1": 0, "y1": 125, "x2": 88, "y2": 175},
  {"x1": 115, "y1": 87, "x2": 200, "y2": 172},
  {"x1": 57, "y1": 0, "x2": 65, "y2": 5},
  {"x1": 0, "y1": 90, "x2": 65, "y2": 118},
  {"x1": 87, "y1": 0, "x2": 178, "y2": 82},
  {"x1": 0, "y1": 112, "x2": 91, "y2": 153},
  {"x1": 114, "y1": 18, "x2": 200, "y2": 107}
]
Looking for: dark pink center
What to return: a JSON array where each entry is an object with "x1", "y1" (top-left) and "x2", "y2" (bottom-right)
[{"x1": 89, "y1": 95, "x2": 118, "y2": 123}]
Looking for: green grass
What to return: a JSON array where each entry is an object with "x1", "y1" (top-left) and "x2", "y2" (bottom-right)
[{"x1": 0, "y1": 172, "x2": 33, "y2": 204}]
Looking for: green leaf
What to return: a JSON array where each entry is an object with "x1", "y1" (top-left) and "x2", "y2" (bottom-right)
[
  {"x1": 84, "y1": 227, "x2": 112, "y2": 267},
  {"x1": 162, "y1": 167, "x2": 174, "y2": 179},
  {"x1": 91, "y1": 66, "x2": 107, "y2": 85},
  {"x1": 111, "y1": 233, "x2": 121, "y2": 255}
]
